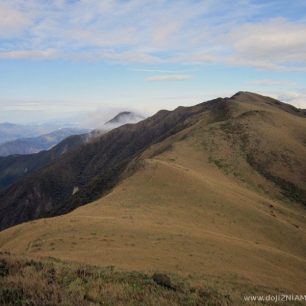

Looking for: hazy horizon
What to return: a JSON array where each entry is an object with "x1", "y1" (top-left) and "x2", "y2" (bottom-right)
[{"x1": 1, "y1": 90, "x2": 305, "y2": 128}]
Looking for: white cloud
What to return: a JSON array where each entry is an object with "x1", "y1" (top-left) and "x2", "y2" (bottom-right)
[
  {"x1": 0, "y1": 49, "x2": 59, "y2": 60},
  {"x1": 0, "y1": 3, "x2": 32, "y2": 37},
  {"x1": 131, "y1": 68, "x2": 188, "y2": 73},
  {"x1": 146, "y1": 74, "x2": 193, "y2": 82},
  {"x1": 276, "y1": 91, "x2": 306, "y2": 108},
  {"x1": 248, "y1": 79, "x2": 297, "y2": 86},
  {"x1": 229, "y1": 18, "x2": 306, "y2": 64},
  {"x1": 1, "y1": 100, "x2": 88, "y2": 112},
  {"x1": 172, "y1": 53, "x2": 219, "y2": 64},
  {"x1": 177, "y1": 17, "x2": 306, "y2": 72},
  {"x1": 257, "y1": 90, "x2": 306, "y2": 108},
  {"x1": 0, "y1": 1, "x2": 305, "y2": 72}
]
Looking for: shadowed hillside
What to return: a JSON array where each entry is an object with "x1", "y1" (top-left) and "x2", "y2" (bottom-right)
[
  {"x1": 0, "y1": 92, "x2": 305, "y2": 296},
  {"x1": 0, "y1": 92, "x2": 305, "y2": 231},
  {"x1": 0, "y1": 112, "x2": 144, "y2": 192},
  {"x1": 0, "y1": 97, "x2": 229, "y2": 229},
  {"x1": 0, "y1": 133, "x2": 88, "y2": 191}
]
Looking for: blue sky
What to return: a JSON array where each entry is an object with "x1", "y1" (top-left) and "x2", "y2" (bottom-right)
[{"x1": 0, "y1": 0, "x2": 305, "y2": 125}]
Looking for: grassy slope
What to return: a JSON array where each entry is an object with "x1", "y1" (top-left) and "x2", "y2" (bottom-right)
[
  {"x1": 0, "y1": 93, "x2": 305, "y2": 298},
  {"x1": 0, "y1": 97, "x2": 226, "y2": 230},
  {"x1": 0, "y1": 253, "x2": 234, "y2": 306}
]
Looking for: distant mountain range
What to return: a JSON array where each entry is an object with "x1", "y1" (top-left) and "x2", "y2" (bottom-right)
[
  {"x1": 0, "y1": 111, "x2": 145, "y2": 155},
  {"x1": 0, "y1": 111, "x2": 146, "y2": 191},
  {"x1": 0, "y1": 92, "x2": 305, "y2": 231},
  {"x1": 0, "y1": 122, "x2": 78, "y2": 145},
  {"x1": 0, "y1": 128, "x2": 90, "y2": 157},
  {"x1": 0, "y1": 92, "x2": 305, "y2": 296}
]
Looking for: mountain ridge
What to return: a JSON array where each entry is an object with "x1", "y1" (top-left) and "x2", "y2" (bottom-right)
[
  {"x1": 0, "y1": 92, "x2": 305, "y2": 294},
  {"x1": 0, "y1": 111, "x2": 148, "y2": 193},
  {"x1": 0, "y1": 122, "x2": 79, "y2": 144},
  {"x1": 0, "y1": 92, "x2": 305, "y2": 231},
  {"x1": 0, "y1": 96, "x2": 229, "y2": 229}
]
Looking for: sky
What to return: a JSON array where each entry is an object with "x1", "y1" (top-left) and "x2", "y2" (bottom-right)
[{"x1": 0, "y1": 0, "x2": 306, "y2": 125}]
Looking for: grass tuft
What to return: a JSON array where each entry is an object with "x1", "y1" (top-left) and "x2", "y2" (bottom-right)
[{"x1": 0, "y1": 253, "x2": 233, "y2": 306}]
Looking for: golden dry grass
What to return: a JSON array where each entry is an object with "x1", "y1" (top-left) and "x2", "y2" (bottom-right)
[
  {"x1": 1, "y1": 253, "x2": 235, "y2": 306},
  {"x1": 0, "y1": 96, "x2": 305, "y2": 298}
]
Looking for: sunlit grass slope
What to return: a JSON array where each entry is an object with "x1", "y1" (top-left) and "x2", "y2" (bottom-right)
[{"x1": 0, "y1": 92, "x2": 305, "y2": 296}]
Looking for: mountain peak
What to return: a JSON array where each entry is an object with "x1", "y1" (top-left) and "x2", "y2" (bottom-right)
[
  {"x1": 105, "y1": 111, "x2": 145, "y2": 125},
  {"x1": 231, "y1": 91, "x2": 265, "y2": 99},
  {"x1": 231, "y1": 91, "x2": 306, "y2": 117}
]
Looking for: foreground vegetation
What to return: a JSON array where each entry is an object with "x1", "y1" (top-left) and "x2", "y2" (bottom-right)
[
  {"x1": 1, "y1": 252, "x2": 305, "y2": 306},
  {"x1": 0, "y1": 252, "x2": 234, "y2": 306}
]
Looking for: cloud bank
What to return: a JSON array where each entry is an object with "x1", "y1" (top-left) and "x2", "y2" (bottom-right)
[
  {"x1": 0, "y1": 1, "x2": 305, "y2": 72},
  {"x1": 146, "y1": 74, "x2": 193, "y2": 82}
]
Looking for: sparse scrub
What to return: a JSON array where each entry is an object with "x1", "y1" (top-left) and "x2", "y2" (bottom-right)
[
  {"x1": 246, "y1": 154, "x2": 306, "y2": 206},
  {"x1": 0, "y1": 253, "x2": 233, "y2": 306},
  {"x1": 209, "y1": 157, "x2": 232, "y2": 175}
]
